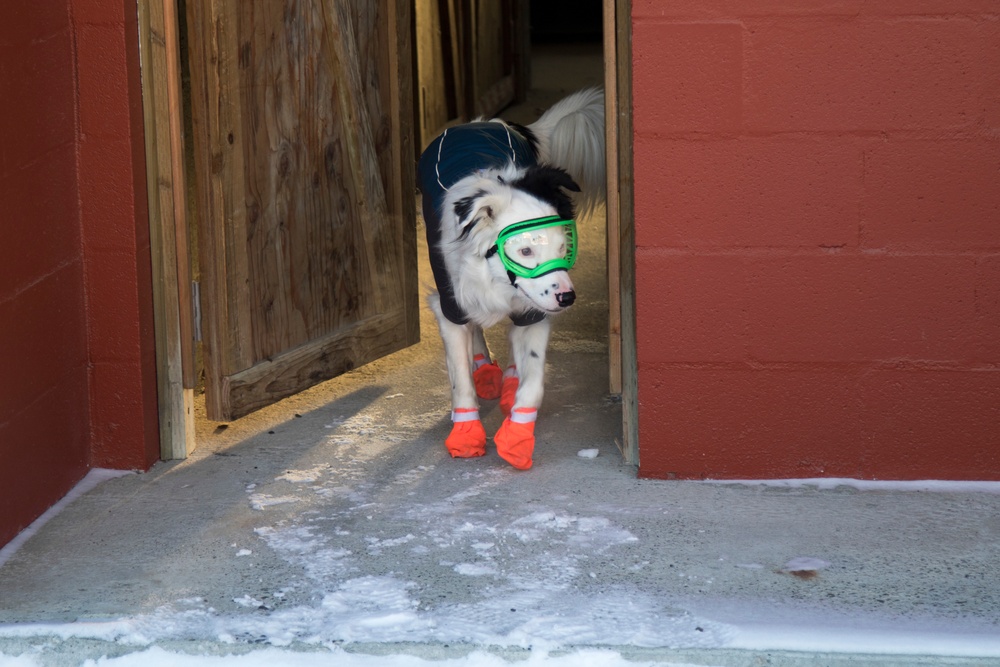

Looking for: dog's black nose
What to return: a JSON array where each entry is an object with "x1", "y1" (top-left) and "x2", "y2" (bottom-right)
[{"x1": 556, "y1": 290, "x2": 576, "y2": 308}]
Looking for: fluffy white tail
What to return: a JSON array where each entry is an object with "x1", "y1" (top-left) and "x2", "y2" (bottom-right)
[{"x1": 528, "y1": 88, "x2": 606, "y2": 218}]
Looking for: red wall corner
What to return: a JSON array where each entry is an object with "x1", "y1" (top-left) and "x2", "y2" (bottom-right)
[
  {"x1": 77, "y1": 0, "x2": 159, "y2": 471},
  {"x1": 631, "y1": 2, "x2": 1000, "y2": 480},
  {"x1": 0, "y1": 3, "x2": 92, "y2": 548},
  {"x1": 0, "y1": 0, "x2": 157, "y2": 548}
]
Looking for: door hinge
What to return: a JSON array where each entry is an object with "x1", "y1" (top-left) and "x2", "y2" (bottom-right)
[{"x1": 192, "y1": 281, "x2": 202, "y2": 343}]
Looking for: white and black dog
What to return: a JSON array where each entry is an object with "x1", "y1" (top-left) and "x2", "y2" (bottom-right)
[{"x1": 417, "y1": 88, "x2": 605, "y2": 469}]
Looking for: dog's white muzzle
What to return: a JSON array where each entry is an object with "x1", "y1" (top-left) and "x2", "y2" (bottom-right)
[{"x1": 515, "y1": 270, "x2": 576, "y2": 313}]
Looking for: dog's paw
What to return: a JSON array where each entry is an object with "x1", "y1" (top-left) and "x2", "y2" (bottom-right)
[
  {"x1": 446, "y1": 419, "x2": 487, "y2": 458},
  {"x1": 473, "y1": 360, "x2": 503, "y2": 400},
  {"x1": 494, "y1": 413, "x2": 536, "y2": 470},
  {"x1": 500, "y1": 375, "x2": 519, "y2": 417}
]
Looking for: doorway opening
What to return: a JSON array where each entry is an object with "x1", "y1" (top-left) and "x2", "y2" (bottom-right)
[{"x1": 153, "y1": 0, "x2": 631, "y2": 465}]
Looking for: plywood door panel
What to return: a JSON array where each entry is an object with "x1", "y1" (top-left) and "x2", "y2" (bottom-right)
[{"x1": 186, "y1": 0, "x2": 418, "y2": 421}]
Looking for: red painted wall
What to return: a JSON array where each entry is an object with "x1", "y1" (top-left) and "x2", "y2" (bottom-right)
[
  {"x1": 75, "y1": 0, "x2": 160, "y2": 471},
  {"x1": 0, "y1": 1, "x2": 158, "y2": 548},
  {"x1": 632, "y1": 1, "x2": 1000, "y2": 480}
]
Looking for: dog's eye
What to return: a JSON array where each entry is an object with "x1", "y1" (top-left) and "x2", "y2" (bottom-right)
[{"x1": 518, "y1": 247, "x2": 534, "y2": 258}]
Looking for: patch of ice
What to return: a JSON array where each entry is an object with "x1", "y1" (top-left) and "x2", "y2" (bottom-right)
[
  {"x1": 704, "y1": 477, "x2": 1000, "y2": 494},
  {"x1": 368, "y1": 534, "x2": 416, "y2": 549},
  {"x1": 0, "y1": 645, "x2": 726, "y2": 666},
  {"x1": 233, "y1": 595, "x2": 264, "y2": 609},
  {"x1": 393, "y1": 467, "x2": 435, "y2": 485},
  {"x1": 248, "y1": 494, "x2": 300, "y2": 510},
  {"x1": 454, "y1": 562, "x2": 497, "y2": 577},
  {"x1": 366, "y1": 534, "x2": 416, "y2": 555},
  {"x1": 0, "y1": 653, "x2": 37, "y2": 667},
  {"x1": 443, "y1": 488, "x2": 483, "y2": 504},
  {"x1": 315, "y1": 576, "x2": 433, "y2": 642},
  {"x1": 730, "y1": 622, "x2": 1000, "y2": 658},
  {"x1": 324, "y1": 414, "x2": 376, "y2": 436},
  {"x1": 275, "y1": 465, "x2": 329, "y2": 484},
  {"x1": 255, "y1": 526, "x2": 322, "y2": 554},
  {"x1": 236, "y1": 549, "x2": 253, "y2": 557}
]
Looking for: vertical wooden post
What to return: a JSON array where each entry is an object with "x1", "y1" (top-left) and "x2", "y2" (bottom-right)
[
  {"x1": 137, "y1": 0, "x2": 196, "y2": 458},
  {"x1": 162, "y1": 0, "x2": 194, "y2": 392},
  {"x1": 604, "y1": 0, "x2": 622, "y2": 396},
  {"x1": 604, "y1": 0, "x2": 637, "y2": 466}
]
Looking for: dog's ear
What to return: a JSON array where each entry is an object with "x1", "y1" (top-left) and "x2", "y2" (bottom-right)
[
  {"x1": 513, "y1": 166, "x2": 580, "y2": 220},
  {"x1": 453, "y1": 190, "x2": 495, "y2": 240}
]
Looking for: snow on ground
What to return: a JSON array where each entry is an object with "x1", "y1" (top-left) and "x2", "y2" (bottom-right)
[
  {"x1": 4, "y1": 466, "x2": 1000, "y2": 665},
  {"x1": 3, "y1": 453, "x2": 1000, "y2": 666},
  {"x1": 0, "y1": 646, "x2": 714, "y2": 667},
  {"x1": 706, "y1": 478, "x2": 1000, "y2": 494}
]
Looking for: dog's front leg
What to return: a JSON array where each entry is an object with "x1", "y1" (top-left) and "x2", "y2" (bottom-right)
[
  {"x1": 431, "y1": 297, "x2": 486, "y2": 458},
  {"x1": 495, "y1": 318, "x2": 551, "y2": 470}
]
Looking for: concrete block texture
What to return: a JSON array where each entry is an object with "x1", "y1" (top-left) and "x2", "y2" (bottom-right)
[{"x1": 632, "y1": 2, "x2": 1000, "y2": 479}]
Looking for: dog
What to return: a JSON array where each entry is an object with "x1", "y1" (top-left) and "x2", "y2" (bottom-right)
[{"x1": 417, "y1": 88, "x2": 605, "y2": 470}]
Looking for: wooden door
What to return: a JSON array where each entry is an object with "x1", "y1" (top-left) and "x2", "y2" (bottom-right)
[
  {"x1": 465, "y1": 0, "x2": 524, "y2": 120},
  {"x1": 415, "y1": 0, "x2": 528, "y2": 146},
  {"x1": 186, "y1": 0, "x2": 419, "y2": 422}
]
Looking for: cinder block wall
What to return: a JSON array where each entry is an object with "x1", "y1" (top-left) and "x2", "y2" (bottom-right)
[
  {"x1": 0, "y1": 0, "x2": 158, "y2": 549},
  {"x1": 74, "y1": 0, "x2": 160, "y2": 471},
  {"x1": 631, "y1": 1, "x2": 1000, "y2": 480},
  {"x1": 1, "y1": 4, "x2": 92, "y2": 548}
]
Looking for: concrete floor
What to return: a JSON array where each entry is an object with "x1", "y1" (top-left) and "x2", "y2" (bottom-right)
[{"x1": 2, "y1": 44, "x2": 1000, "y2": 667}]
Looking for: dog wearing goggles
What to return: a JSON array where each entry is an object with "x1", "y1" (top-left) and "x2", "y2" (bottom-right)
[{"x1": 417, "y1": 88, "x2": 604, "y2": 469}]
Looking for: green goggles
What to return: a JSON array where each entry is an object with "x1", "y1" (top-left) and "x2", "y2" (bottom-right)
[{"x1": 489, "y1": 215, "x2": 578, "y2": 279}]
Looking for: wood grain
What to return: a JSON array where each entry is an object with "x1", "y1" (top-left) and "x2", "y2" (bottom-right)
[
  {"x1": 603, "y1": 0, "x2": 622, "y2": 396},
  {"x1": 187, "y1": 0, "x2": 418, "y2": 422},
  {"x1": 415, "y1": 0, "x2": 523, "y2": 146},
  {"x1": 613, "y1": 0, "x2": 638, "y2": 466},
  {"x1": 137, "y1": 0, "x2": 194, "y2": 458}
]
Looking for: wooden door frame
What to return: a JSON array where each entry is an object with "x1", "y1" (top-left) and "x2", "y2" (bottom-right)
[
  {"x1": 604, "y1": 0, "x2": 638, "y2": 466},
  {"x1": 138, "y1": 0, "x2": 639, "y2": 465},
  {"x1": 137, "y1": 0, "x2": 196, "y2": 460}
]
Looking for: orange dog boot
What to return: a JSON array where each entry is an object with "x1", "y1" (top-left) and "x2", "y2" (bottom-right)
[
  {"x1": 472, "y1": 354, "x2": 502, "y2": 400},
  {"x1": 445, "y1": 408, "x2": 486, "y2": 458},
  {"x1": 499, "y1": 366, "x2": 519, "y2": 418},
  {"x1": 494, "y1": 408, "x2": 537, "y2": 470}
]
